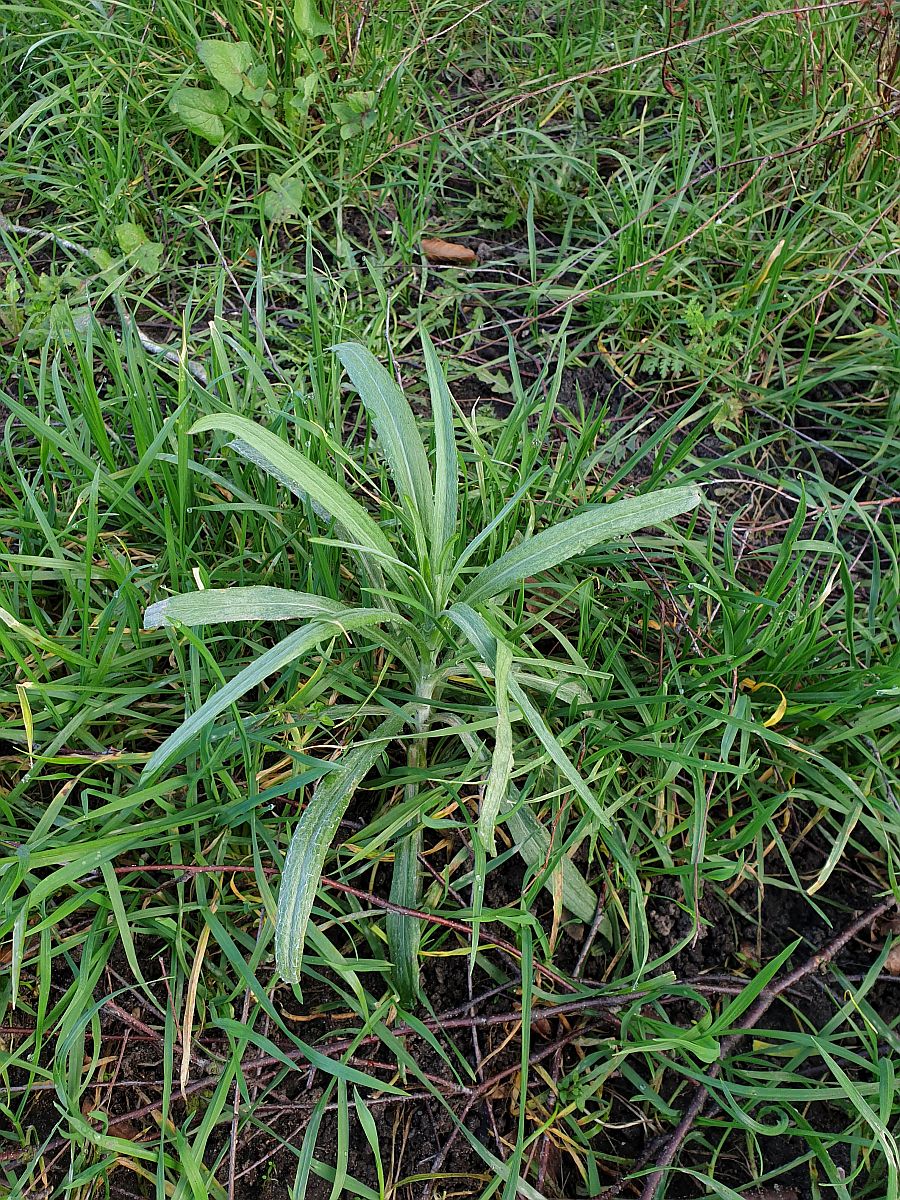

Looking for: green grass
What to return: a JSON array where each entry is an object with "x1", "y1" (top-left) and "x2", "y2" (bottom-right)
[{"x1": 1, "y1": 0, "x2": 899, "y2": 1196}]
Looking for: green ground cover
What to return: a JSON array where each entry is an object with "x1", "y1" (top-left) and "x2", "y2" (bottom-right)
[{"x1": 1, "y1": 0, "x2": 899, "y2": 1195}]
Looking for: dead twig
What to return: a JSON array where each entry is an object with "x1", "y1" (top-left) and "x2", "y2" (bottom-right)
[
  {"x1": 621, "y1": 895, "x2": 897, "y2": 1200},
  {"x1": 326, "y1": 874, "x2": 583, "y2": 992},
  {"x1": 359, "y1": 1, "x2": 867, "y2": 178}
]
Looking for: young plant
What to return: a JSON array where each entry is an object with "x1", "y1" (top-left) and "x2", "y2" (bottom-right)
[{"x1": 142, "y1": 337, "x2": 700, "y2": 1000}]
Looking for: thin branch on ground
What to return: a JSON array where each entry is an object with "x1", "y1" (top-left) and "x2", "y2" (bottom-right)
[{"x1": 616, "y1": 895, "x2": 899, "y2": 1200}]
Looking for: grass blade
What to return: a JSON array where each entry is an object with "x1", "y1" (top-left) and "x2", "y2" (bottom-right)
[
  {"x1": 421, "y1": 329, "x2": 458, "y2": 572},
  {"x1": 189, "y1": 413, "x2": 405, "y2": 586},
  {"x1": 437, "y1": 714, "x2": 599, "y2": 922},
  {"x1": 387, "y1": 827, "x2": 422, "y2": 1005},
  {"x1": 354, "y1": 1086, "x2": 386, "y2": 1197},
  {"x1": 505, "y1": 801, "x2": 597, "y2": 923},
  {"x1": 816, "y1": 1041, "x2": 900, "y2": 1198},
  {"x1": 480, "y1": 639, "x2": 513, "y2": 854},
  {"x1": 448, "y1": 603, "x2": 647, "y2": 967}
]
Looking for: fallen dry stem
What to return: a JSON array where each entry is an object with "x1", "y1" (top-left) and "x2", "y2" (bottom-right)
[{"x1": 627, "y1": 894, "x2": 898, "y2": 1200}]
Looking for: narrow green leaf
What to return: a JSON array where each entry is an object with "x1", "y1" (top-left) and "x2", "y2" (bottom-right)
[
  {"x1": 189, "y1": 413, "x2": 405, "y2": 587},
  {"x1": 100, "y1": 862, "x2": 151, "y2": 995},
  {"x1": 480, "y1": 640, "x2": 513, "y2": 854},
  {"x1": 293, "y1": 1097, "x2": 327, "y2": 1196},
  {"x1": 468, "y1": 833, "x2": 487, "y2": 983},
  {"x1": 214, "y1": 1017, "x2": 405, "y2": 1095},
  {"x1": 276, "y1": 711, "x2": 408, "y2": 983},
  {"x1": 461, "y1": 485, "x2": 701, "y2": 606},
  {"x1": 808, "y1": 797, "x2": 863, "y2": 896},
  {"x1": 676, "y1": 1173, "x2": 744, "y2": 1200},
  {"x1": 448, "y1": 604, "x2": 646, "y2": 967},
  {"x1": 707, "y1": 937, "x2": 800, "y2": 1037},
  {"x1": 143, "y1": 608, "x2": 395, "y2": 779},
  {"x1": 815, "y1": 1041, "x2": 900, "y2": 1194},
  {"x1": 462, "y1": 660, "x2": 594, "y2": 705},
  {"x1": 421, "y1": 330, "x2": 458, "y2": 570},
  {"x1": 10, "y1": 909, "x2": 25, "y2": 1007},
  {"x1": 330, "y1": 1078, "x2": 349, "y2": 1200},
  {"x1": 437, "y1": 715, "x2": 598, "y2": 922},
  {"x1": 333, "y1": 343, "x2": 433, "y2": 529},
  {"x1": 0, "y1": 603, "x2": 91, "y2": 667},
  {"x1": 450, "y1": 468, "x2": 544, "y2": 584},
  {"x1": 453, "y1": 1121, "x2": 548, "y2": 1200},
  {"x1": 501, "y1": 925, "x2": 532, "y2": 1200},
  {"x1": 387, "y1": 827, "x2": 421, "y2": 1005},
  {"x1": 448, "y1": 605, "x2": 611, "y2": 831},
  {"x1": 504, "y1": 801, "x2": 596, "y2": 922},
  {"x1": 354, "y1": 1088, "x2": 386, "y2": 1196},
  {"x1": 144, "y1": 586, "x2": 349, "y2": 630}
]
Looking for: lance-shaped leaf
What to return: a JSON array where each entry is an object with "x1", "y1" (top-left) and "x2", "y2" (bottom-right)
[
  {"x1": 386, "y1": 827, "x2": 421, "y2": 1005},
  {"x1": 480, "y1": 640, "x2": 513, "y2": 854},
  {"x1": 505, "y1": 802, "x2": 597, "y2": 922},
  {"x1": 460, "y1": 485, "x2": 701, "y2": 606},
  {"x1": 457, "y1": 662, "x2": 593, "y2": 706},
  {"x1": 334, "y1": 343, "x2": 433, "y2": 527},
  {"x1": 421, "y1": 330, "x2": 458, "y2": 570},
  {"x1": 447, "y1": 605, "x2": 612, "y2": 827},
  {"x1": 189, "y1": 413, "x2": 406, "y2": 587},
  {"x1": 142, "y1": 608, "x2": 394, "y2": 779},
  {"x1": 447, "y1": 603, "x2": 648, "y2": 968},
  {"x1": 145, "y1": 586, "x2": 350, "y2": 630},
  {"x1": 276, "y1": 710, "x2": 409, "y2": 983}
]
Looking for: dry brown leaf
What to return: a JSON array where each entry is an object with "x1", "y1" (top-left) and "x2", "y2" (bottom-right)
[
  {"x1": 885, "y1": 943, "x2": 900, "y2": 976},
  {"x1": 421, "y1": 237, "x2": 477, "y2": 265}
]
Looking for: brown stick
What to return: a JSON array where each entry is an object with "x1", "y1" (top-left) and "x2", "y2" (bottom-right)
[
  {"x1": 6, "y1": 901, "x2": 893, "y2": 1175},
  {"x1": 357, "y1": 1, "x2": 869, "y2": 176},
  {"x1": 321, "y1": 875, "x2": 581, "y2": 990},
  {"x1": 628, "y1": 895, "x2": 897, "y2": 1200},
  {"x1": 105, "y1": 862, "x2": 581, "y2": 992}
]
